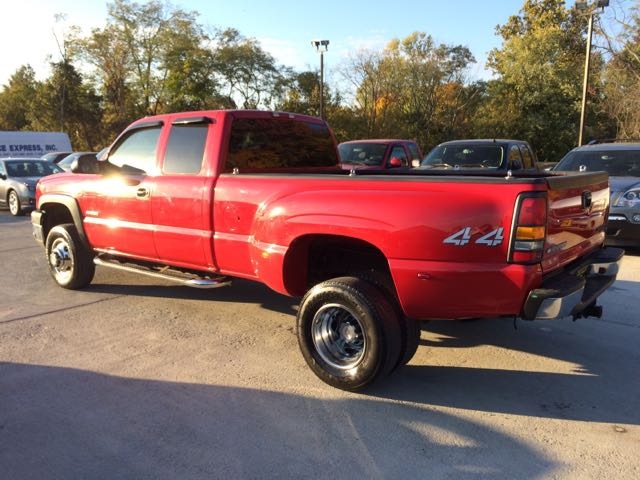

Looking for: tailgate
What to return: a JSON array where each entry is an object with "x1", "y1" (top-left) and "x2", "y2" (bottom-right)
[{"x1": 542, "y1": 172, "x2": 610, "y2": 273}]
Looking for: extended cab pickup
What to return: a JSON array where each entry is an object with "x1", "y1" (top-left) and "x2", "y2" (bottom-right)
[{"x1": 31, "y1": 110, "x2": 623, "y2": 391}]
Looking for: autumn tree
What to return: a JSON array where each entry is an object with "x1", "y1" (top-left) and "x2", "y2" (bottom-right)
[
  {"x1": 601, "y1": 6, "x2": 640, "y2": 139},
  {"x1": 338, "y1": 33, "x2": 476, "y2": 148}
]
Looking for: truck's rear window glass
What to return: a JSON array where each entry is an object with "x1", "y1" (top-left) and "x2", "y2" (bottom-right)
[
  {"x1": 163, "y1": 124, "x2": 207, "y2": 174},
  {"x1": 225, "y1": 118, "x2": 338, "y2": 172}
]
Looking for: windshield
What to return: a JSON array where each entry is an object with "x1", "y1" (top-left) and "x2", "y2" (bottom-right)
[
  {"x1": 555, "y1": 150, "x2": 640, "y2": 177},
  {"x1": 338, "y1": 143, "x2": 388, "y2": 166},
  {"x1": 422, "y1": 145, "x2": 504, "y2": 169},
  {"x1": 5, "y1": 160, "x2": 62, "y2": 177}
]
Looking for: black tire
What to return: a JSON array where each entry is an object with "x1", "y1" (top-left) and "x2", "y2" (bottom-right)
[
  {"x1": 399, "y1": 316, "x2": 421, "y2": 367},
  {"x1": 8, "y1": 190, "x2": 22, "y2": 216},
  {"x1": 296, "y1": 276, "x2": 402, "y2": 391},
  {"x1": 45, "y1": 224, "x2": 95, "y2": 289},
  {"x1": 354, "y1": 270, "x2": 420, "y2": 370}
]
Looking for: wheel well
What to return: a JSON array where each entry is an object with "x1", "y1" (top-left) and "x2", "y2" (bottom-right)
[
  {"x1": 282, "y1": 234, "x2": 395, "y2": 297},
  {"x1": 40, "y1": 203, "x2": 75, "y2": 240}
]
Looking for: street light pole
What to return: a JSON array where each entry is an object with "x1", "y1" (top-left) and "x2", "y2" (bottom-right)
[
  {"x1": 576, "y1": 0, "x2": 609, "y2": 146},
  {"x1": 578, "y1": 12, "x2": 594, "y2": 146},
  {"x1": 311, "y1": 40, "x2": 329, "y2": 120}
]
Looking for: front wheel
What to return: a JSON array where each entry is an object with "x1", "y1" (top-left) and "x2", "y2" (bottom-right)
[
  {"x1": 296, "y1": 277, "x2": 401, "y2": 391},
  {"x1": 8, "y1": 190, "x2": 22, "y2": 216},
  {"x1": 45, "y1": 224, "x2": 95, "y2": 289}
]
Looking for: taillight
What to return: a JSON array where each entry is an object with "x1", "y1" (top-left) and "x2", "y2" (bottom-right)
[{"x1": 509, "y1": 194, "x2": 547, "y2": 264}]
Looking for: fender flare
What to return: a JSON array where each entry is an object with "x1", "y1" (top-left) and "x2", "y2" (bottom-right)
[{"x1": 38, "y1": 193, "x2": 89, "y2": 246}]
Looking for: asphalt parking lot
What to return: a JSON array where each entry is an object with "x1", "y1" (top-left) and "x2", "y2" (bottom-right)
[{"x1": 1, "y1": 211, "x2": 639, "y2": 479}]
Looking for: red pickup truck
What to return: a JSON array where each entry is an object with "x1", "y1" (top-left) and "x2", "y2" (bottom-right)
[{"x1": 31, "y1": 110, "x2": 623, "y2": 391}]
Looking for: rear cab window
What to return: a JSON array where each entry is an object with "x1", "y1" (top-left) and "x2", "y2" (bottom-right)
[{"x1": 224, "y1": 117, "x2": 338, "y2": 172}]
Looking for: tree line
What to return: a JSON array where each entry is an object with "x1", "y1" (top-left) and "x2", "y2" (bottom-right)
[{"x1": 0, "y1": 0, "x2": 638, "y2": 162}]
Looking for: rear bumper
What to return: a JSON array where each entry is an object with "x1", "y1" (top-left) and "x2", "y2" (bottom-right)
[{"x1": 522, "y1": 247, "x2": 624, "y2": 320}]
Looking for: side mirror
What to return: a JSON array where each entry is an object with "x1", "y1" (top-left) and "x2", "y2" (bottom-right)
[
  {"x1": 0, "y1": 173, "x2": 6, "y2": 180},
  {"x1": 389, "y1": 157, "x2": 402, "y2": 168},
  {"x1": 411, "y1": 159, "x2": 420, "y2": 168}
]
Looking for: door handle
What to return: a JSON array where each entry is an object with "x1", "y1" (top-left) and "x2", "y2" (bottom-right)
[{"x1": 136, "y1": 187, "x2": 150, "y2": 198}]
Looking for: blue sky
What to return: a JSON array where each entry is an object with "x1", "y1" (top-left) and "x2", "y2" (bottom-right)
[{"x1": 0, "y1": 0, "x2": 610, "y2": 88}]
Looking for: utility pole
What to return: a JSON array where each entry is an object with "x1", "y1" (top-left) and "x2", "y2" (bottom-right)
[
  {"x1": 576, "y1": 0, "x2": 609, "y2": 146},
  {"x1": 311, "y1": 40, "x2": 329, "y2": 120}
]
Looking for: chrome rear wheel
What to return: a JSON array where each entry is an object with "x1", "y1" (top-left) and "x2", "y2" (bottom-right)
[{"x1": 312, "y1": 304, "x2": 366, "y2": 370}]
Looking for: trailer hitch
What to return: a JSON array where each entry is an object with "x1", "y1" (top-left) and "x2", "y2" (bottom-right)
[{"x1": 573, "y1": 302, "x2": 603, "y2": 320}]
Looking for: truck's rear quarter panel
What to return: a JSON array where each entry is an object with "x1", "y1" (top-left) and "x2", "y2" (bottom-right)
[{"x1": 214, "y1": 174, "x2": 546, "y2": 319}]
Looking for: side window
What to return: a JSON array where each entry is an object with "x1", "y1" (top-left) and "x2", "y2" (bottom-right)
[
  {"x1": 508, "y1": 145, "x2": 523, "y2": 170},
  {"x1": 163, "y1": 124, "x2": 208, "y2": 174},
  {"x1": 108, "y1": 127, "x2": 161, "y2": 174},
  {"x1": 407, "y1": 143, "x2": 421, "y2": 160},
  {"x1": 389, "y1": 146, "x2": 409, "y2": 166},
  {"x1": 519, "y1": 145, "x2": 534, "y2": 169}
]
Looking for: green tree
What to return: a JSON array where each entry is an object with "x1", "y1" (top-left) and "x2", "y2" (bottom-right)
[
  {"x1": 77, "y1": 24, "x2": 138, "y2": 137},
  {"x1": 212, "y1": 28, "x2": 285, "y2": 109},
  {"x1": 276, "y1": 70, "x2": 321, "y2": 116},
  {"x1": 29, "y1": 61, "x2": 103, "y2": 150},
  {"x1": 0, "y1": 65, "x2": 38, "y2": 131},
  {"x1": 477, "y1": 0, "x2": 592, "y2": 161},
  {"x1": 75, "y1": 0, "x2": 219, "y2": 140}
]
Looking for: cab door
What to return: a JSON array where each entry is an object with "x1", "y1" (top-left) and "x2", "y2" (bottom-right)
[
  {"x1": 82, "y1": 123, "x2": 161, "y2": 260},
  {"x1": 151, "y1": 117, "x2": 215, "y2": 269}
]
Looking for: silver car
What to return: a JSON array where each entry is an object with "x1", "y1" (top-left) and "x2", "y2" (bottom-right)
[
  {"x1": 553, "y1": 143, "x2": 640, "y2": 248},
  {"x1": 0, "y1": 158, "x2": 63, "y2": 216}
]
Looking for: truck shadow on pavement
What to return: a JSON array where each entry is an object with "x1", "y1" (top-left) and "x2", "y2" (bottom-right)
[
  {"x1": 372, "y1": 309, "x2": 640, "y2": 426},
  {"x1": 86, "y1": 277, "x2": 299, "y2": 316},
  {"x1": 0, "y1": 362, "x2": 555, "y2": 480},
  {"x1": 86, "y1": 277, "x2": 640, "y2": 426}
]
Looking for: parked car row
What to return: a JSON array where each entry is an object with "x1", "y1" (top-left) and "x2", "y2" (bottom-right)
[{"x1": 338, "y1": 138, "x2": 540, "y2": 172}]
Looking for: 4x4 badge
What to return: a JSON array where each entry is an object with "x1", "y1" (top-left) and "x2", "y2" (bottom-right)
[{"x1": 444, "y1": 227, "x2": 504, "y2": 247}]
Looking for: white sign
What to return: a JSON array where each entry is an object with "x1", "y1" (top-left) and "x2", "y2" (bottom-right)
[{"x1": 0, "y1": 131, "x2": 72, "y2": 158}]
